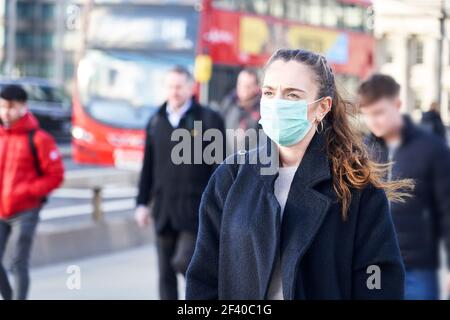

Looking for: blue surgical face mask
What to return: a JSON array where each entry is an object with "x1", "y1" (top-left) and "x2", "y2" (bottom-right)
[{"x1": 258, "y1": 97, "x2": 323, "y2": 147}]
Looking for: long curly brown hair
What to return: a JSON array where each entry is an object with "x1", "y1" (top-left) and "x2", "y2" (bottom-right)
[{"x1": 266, "y1": 49, "x2": 414, "y2": 219}]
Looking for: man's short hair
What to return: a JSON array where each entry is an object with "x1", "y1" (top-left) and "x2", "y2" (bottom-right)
[
  {"x1": 169, "y1": 65, "x2": 193, "y2": 82},
  {"x1": 357, "y1": 74, "x2": 400, "y2": 106},
  {"x1": 0, "y1": 84, "x2": 28, "y2": 103},
  {"x1": 239, "y1": 68, "x2": 259, "y2": 85}
]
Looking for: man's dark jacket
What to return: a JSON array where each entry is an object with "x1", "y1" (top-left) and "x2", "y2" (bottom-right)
[
  {"x1": 136, "y1": 98, "x2": 225, "y2": 233},
  {"x1": 421, "y1": 110, "x2": 447, "y2": 142},
  {"x1": 365, "y1": 116, "x2": 450, "y2": 270}
]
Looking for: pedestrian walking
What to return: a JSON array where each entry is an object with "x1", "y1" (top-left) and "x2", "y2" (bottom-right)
[
  {"x1": 186, "y1": 49, "x2": 411, "y2": 300},
  {"x1": 135, "y1": 66, "x2": 225, "y2": 300},
  {"x1": 220, "y1": 68, "x2": 261, "y2": 154},
  {"x1": 0, "y1": 84, "x2": 64, "y2": 300},
  {"x1": 358, "y1": 74, "x2": 450, "y2": 300},
  {"x1": 421, "y1": 101, "x2": 447, "y2": 142}
]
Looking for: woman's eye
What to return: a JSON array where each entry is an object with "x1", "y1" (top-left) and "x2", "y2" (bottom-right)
[
  {"x1": 288, "y1": 93, "x2": 300, "y2": 99},
  {"x1": 263, "y1": 91, "x2": 273, "y2": 97}
]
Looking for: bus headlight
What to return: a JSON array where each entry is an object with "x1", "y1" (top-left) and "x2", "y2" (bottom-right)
[{"x1": 72, "y1": 126, "x2": 94, "y2": 142}]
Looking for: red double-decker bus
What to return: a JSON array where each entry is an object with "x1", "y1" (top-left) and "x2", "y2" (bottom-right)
[{"x1": 72, "y1": 0, "x2": 374, "y2": 169}]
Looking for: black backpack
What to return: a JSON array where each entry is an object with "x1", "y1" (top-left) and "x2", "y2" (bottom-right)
[{"x1": 28, "y1": 129, "x2": 48, "y2": 204}]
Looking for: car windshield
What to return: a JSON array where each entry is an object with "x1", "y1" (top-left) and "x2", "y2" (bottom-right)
[
  {"x1": 0, "y1": 83, "x2": 71, "y2": 111},
  {"x1": 30, "y1": 85, "x2": 65, "y2": 103},
  {"x1": 77, "y1": 50, "x2": 194, "y2": 129}
]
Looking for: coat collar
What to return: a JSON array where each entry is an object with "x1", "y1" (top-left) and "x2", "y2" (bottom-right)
[
  {"x1": 280, "y1": 131, "x2": 334, "y2": 299},
  {"x1": 400, "y1": 115, "x2": 419, "y2": 145},
  {"x1": 0, "y1": 112, "x2": 39, "y2": 134},
  {"x1": 367, "y1": 114, "x2": 418, "y2": 148},
  {"x1": 248, "y1": 129, "x2": 332, "y2": 189},
  {"x1": 246, "y1": 131, "x2": 335, "y2": 299},
  {"x1": 157, "y1": 96, "x2": 201, "y2": 118}
]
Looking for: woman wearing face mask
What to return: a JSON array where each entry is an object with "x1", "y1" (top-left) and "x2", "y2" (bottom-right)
[{"x1": 185, "y1": 49, "x2": 413, "y2": 300}]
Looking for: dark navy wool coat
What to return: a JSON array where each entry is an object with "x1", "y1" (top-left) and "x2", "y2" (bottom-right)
[{"x1": 185, "y1": 131, "x2": 405, "y2": 300}]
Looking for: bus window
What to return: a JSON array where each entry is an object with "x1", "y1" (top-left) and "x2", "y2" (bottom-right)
[
  {"x1": 286, "y1": 0, "x2": 301, "y2": 22},
  {"x1": 299, "y1": 0, "x2": 322, "y2": 26},
  {"x1": 232, "y1": 0, "x2": 269, "y2": 15},
  {"x1": 269, "y1": 0, "x2": 285, "y2": 19},
  {"x1": 87, "y1": 5, "x2": 197, "y2": 51},
  {"x1": 213, "y1": 0, "x2": 238, "y2": 10},
  {"x1": 77, "y1": 50, "x2": 193, "y2": 129},
  {"x1": 253, "y1": 0, "x2": 270, "y2": 16},
  {"x1": 323, "y1": 0, "x2": 341, "y2": 29},
  {"x1": 343, "y1": 4, "x2": 365, "y2": 31}
]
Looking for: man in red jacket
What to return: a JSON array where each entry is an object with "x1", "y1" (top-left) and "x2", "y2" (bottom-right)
[{"x1": 0, "y1": 84, "x2": 64, "y2": 300}]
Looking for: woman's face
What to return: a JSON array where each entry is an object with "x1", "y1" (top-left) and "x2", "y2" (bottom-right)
[{"x1": 262, "y1": 59, "x2": 327, "y2": 123}]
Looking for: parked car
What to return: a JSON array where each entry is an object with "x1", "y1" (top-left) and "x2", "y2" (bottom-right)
[{"x1": 0, "y1": 78, "x2": 72, "y2": 142}]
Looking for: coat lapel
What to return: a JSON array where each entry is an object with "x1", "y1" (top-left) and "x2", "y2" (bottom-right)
[
  {"x1": 280, "y1": 131, "x2": 333, "y2": 299},
  {"x1": 248, "y1": 132, "x2": 334, "y2": 299}
]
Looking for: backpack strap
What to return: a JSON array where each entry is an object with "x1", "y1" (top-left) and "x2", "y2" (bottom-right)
[
  {"x1": 28, "y1": 129, "x2": 47, "y2": 204},
  {"x1": 28, "y1": 129, "x2": 43, "y2": 176}
]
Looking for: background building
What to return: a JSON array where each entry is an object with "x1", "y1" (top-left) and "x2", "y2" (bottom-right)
[
  {"x1": 374, "y1": 0, "x2": 450, "y2": 123},
  {"x1": 0, "y1": 0, "x2": 84, "y2": 92}
]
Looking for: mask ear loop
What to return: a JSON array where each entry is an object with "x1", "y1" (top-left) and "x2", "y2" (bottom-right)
[
  {"x1": 312, "y1": 97, "x2": 327, "y2": 134},
  {"x1": 308, "y1": 97, "x2": 324, "y2": 105},
  {"x1": 315, "y1": 116, "x2": 324, "y2": 134}
]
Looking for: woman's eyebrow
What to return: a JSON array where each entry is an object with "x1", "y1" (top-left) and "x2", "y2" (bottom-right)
[
  {"x1": 262, "y1": 85, "x2": 306, "y2": 93},
  {"x1": 285, "y1": 87, "x2": 306, "y2": 93}
]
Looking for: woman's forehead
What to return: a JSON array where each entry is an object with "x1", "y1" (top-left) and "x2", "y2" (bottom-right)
[{"x1": 263, "y1": 60, "x2": 316, "y2": 92}]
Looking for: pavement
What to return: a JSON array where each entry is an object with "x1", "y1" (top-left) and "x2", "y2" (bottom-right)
[
  {"x1": 28, "y1": 244, "x2": 186, "y2": 300},
  {"x1": 0, "y1": 155, "x2": 149, "y2": 268},
  {"x1": 27, "y1": 243, "x2": 448, "y2": 300}
]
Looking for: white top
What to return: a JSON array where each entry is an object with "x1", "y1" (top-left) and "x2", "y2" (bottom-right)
[
  {"x1": 266, "y1": 166, "x2": 298, "y2": 300},
  {"x1": 166, "y1": 99, "x2": 192, "y2": 128}
]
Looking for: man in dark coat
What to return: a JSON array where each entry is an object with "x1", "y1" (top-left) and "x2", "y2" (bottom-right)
[
  {"x1": 135, "y1": 66, "x2": 225, "y2": 300},
  {"x1": 219, "y1": 68, "x2": 261, "y2": 155},
  {"x1": 421, "y1": 102, "x2": 447, "y2": 142},
  {"x1": 358, "y1": 74, "x2": 450, "y2": 300}
]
